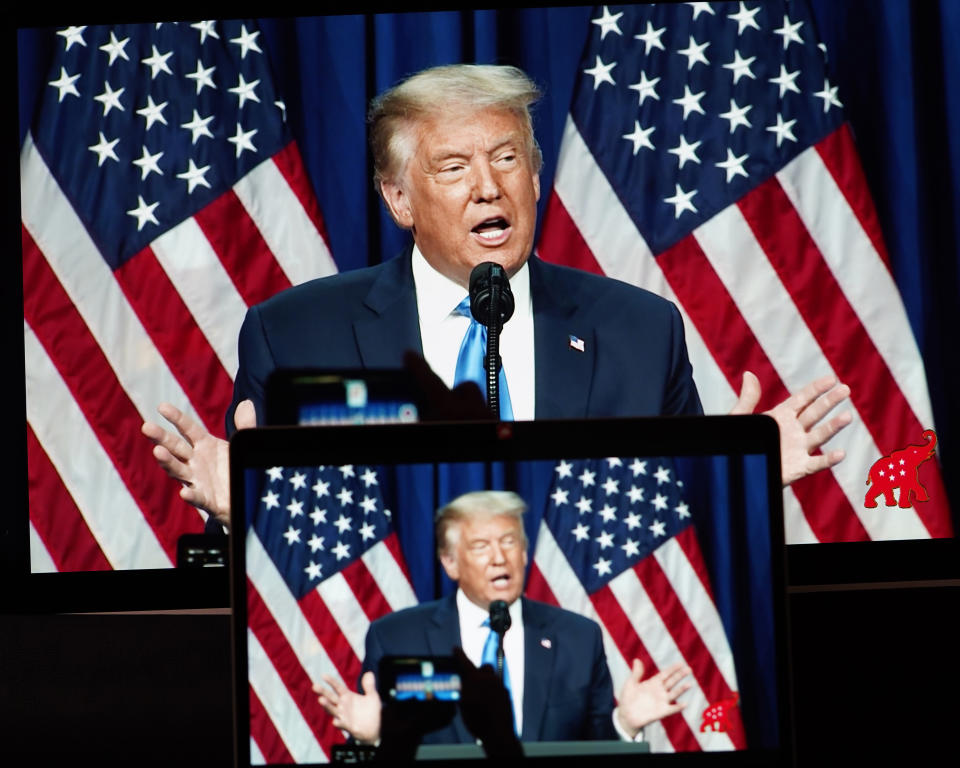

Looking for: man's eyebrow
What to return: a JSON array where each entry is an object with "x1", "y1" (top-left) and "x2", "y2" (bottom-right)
[
  {"x1": 429, "y1": 147, "x2": 469, "y2": 163},
  {"x1": 487, "y1": 134, "x2": 521, "y2": 153},
  {"x1": 428, "y1": 134, "x2": 521, "y2": 163}
]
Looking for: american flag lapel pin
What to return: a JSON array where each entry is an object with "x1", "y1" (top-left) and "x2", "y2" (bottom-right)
[
  {"x1": 541, "y1": 637, "x2": 552, "y2": 649},
  {"x1": 568, "y1": 335, "x2": 585, "y2": 352}
]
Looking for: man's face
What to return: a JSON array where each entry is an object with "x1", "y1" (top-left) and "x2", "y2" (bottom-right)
[
  {"x1": 440, "y1": 513, "x2": 528, "y2": 609},
  {"x1": 381, "y1": 108, "x2": 541, "y2": 288}
]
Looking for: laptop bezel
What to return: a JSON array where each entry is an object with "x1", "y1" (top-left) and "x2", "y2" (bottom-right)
[{"x1": 228, "y1": 415, "x2": 790, "y2": 767}]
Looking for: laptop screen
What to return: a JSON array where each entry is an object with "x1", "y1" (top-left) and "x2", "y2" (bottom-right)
[{"x1": 230, "y1": 416, "x2": 788, "y2": 766}]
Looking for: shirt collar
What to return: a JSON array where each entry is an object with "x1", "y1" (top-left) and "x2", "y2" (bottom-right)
[
  {"x1": 411, "y1": 244, "x2": 531, "y2": 326},
  {"x1": 456, "y1": 587, "x2": 524, "y2": 628}
]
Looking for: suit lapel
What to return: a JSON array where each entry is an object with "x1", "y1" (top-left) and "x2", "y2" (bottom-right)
[
  {"x1": 520, "y1": 598, "x2": 558, "y2": 741},
  {"x1": 529, "y1": 258, "x2": 595, "y2": 418},
  {"x1": 353, "y1": 254, "x2": 595, "y2": 414},
  {"x1": 426, "y1": 593, "x2": 473, "y2": 744},
  {"x1": 354, "y1": 249, "x2": 424, "y2": 368},
  {"x1": 426, "y1": 592, "x2": 462, "y2": 652}
]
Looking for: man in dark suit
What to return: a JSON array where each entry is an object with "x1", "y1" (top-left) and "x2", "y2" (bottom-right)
[
  {"x1": 228, "y1": 63, "x2": 700, "y2": 427},
  {"x1": 229, "y1": 248, "x2": 701, "y2": 426},
  {"x1": 314, "y1": 490, "x2": 691, "y2": 746},
  {"x1": 142, "y1": 63, "x2": 851, "y2": 529}
]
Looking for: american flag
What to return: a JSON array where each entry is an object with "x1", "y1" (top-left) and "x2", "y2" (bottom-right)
[
  {"x1": 22, "y1": 21, "x2": 336, "y2": 571},
  {"x1": 244, "y1": 463, "x2": 417, "y2": 764},
  {"x1": 526, "y1": 456, "x2": 745, "y2": 752},
  {"x1": 536, "y1": 2, "x2": 952, "y2": 541}
]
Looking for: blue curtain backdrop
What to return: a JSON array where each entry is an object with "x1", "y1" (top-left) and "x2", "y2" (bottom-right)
[{"x1": 16, "y1": 2, "x2": 960, "y2": 528}]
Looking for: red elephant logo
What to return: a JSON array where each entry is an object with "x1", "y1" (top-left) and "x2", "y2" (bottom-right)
[
  {"x1": 699, "y1": 693, "x2": 740, "y2": 734},
  {"x1": 864, "y1": 430, "x2": 937, "y2": 509}
]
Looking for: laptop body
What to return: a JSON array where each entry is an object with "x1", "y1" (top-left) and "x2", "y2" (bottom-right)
[{"x1": 229, "y1": 416, "x2": 790, "y2": 766}]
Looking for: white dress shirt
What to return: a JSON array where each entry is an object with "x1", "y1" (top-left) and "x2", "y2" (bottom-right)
[
  {"x1": 455, "y1": 589, "x2": 525, "y2": 736},
  {"x1": 411, "y1": 246, "x2": 536, "y2": 420}
]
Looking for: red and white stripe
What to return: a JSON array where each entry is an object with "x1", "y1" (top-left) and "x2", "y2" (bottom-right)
[
  {"x1": 21, "y1": 132, "x2": 337, "y2": 572},
  {"x1": 245, "y1": 530, "x2": 416, "y2": 763},
  {"x1": 527, "y1": 521, "x2": 740, "y2": 753},
  {"x1": 538, "y1": 117, "x2": 952, "y2": 542}
]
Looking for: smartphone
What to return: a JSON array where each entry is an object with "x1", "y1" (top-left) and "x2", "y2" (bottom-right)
[
  {"x1": 264, "y1": 369, "x2": 422, "y2": 426},
  {"x1": 379, "y1": 656, "x2": 462, "y2": 702}
]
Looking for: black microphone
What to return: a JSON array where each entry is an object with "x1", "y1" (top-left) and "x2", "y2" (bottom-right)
[
  {"x1": 468, "y1": 263, "x2": 514, "y2": 418},
  {"x1": 488, "y1": 599, "x2": 511, "y2": 681},
  {"x1": 468, "y1": 262, "x2": 515, "y2": 328},
  {"x1": 489, "y1": 599, "x2": 511, "y2": 635}
]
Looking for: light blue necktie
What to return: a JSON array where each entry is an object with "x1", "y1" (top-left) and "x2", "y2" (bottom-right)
[
  {"x1": 453, "y1": 296, "x2": 514, "y2": 420},
  {"x1": 481, "y1": 618, "x2": 518, "y2": 735}
]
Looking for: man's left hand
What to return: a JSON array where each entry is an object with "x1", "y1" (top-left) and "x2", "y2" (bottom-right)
[
  {"x1": 615, "y1": 659, "x2": 692, "y2": 739},
  {"x1": 731, "y1": 372, "x2": 852, "y2": 487}
]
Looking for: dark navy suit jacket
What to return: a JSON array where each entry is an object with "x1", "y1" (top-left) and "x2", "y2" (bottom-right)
[
  {"x1": 362, "y1": 593, "x2": 618, "y2": 743},
  {"x1": 228, "y1": 251, "x2": 702, "y2": 428}
]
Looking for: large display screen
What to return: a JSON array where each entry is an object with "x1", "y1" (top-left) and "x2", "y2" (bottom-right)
[{"x1": 230, "y1": 419, "x2": 788, "y2": 765}]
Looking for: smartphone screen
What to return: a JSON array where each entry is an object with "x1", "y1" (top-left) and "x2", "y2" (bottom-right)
[
  {"x1": 381, "y1": 657, "x2": 462, "y2": 702},
  {"x1": 265, "y1": 370, "x2": 422, "y2": 426},
  {"x1": 298, "y1": 379, "x2": 419, "y2": 425}
]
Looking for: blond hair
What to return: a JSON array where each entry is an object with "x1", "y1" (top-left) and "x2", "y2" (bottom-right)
[
  {"x1": 368, "y1": 63, "x2": 543, "y2": 192},
  {"x1": 435, "y1": 490, "x2": 528, "y2": 557}
]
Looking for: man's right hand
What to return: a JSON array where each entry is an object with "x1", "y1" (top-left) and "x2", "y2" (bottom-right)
[
  {"x1": 314, "y1": 671, "x2": 382, "y2": 744},
  {"x1": 141, "y1": 400, "x2": 255, "y2": 530}
]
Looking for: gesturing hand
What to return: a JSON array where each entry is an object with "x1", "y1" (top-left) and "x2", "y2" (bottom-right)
[
  {"x1": 731, "y1": 372, "x2": 852, "y2": 487},
  {"x1": 615, "y1": 659, "x2": 692, "y2": 739},
  {"x1": 141, "y1": 399, "x2": 255, "y2": 530},
  {"x1": 313, "y1": 671, "x2": 382, "y2": 745}
]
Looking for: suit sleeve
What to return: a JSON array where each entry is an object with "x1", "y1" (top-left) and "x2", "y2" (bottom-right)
[
  {"x1": 227, "y1": 305, "x2": 275, "y2": 435},
  {"x1": 361, "y1": 620, "x2": 387, "y2": 695},
  {"x1": 584, "y1": 621, "x2": 619, "y2": 740},
  {"x1": 663, "y1": 301, "x2": 703, "y2": 416}
]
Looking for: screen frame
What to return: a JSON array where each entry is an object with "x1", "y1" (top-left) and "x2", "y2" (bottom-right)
[
  {"x1": 787, "y1": 536, "x2": 960, "y2": 588},
  {"x1": 9, "y1": 6, "x2": 954, "y2": 638},
  {"x1": 1, "y1": 554, "x2": 229, "y2": 614},
  {"x1": 228, "y1": 415, "x2": 793, "y2": 767}
]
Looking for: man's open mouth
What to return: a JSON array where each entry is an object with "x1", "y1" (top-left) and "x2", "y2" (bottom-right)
[{"x1": 472, "y1": 217, "x2": 510, "y2": 242}]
